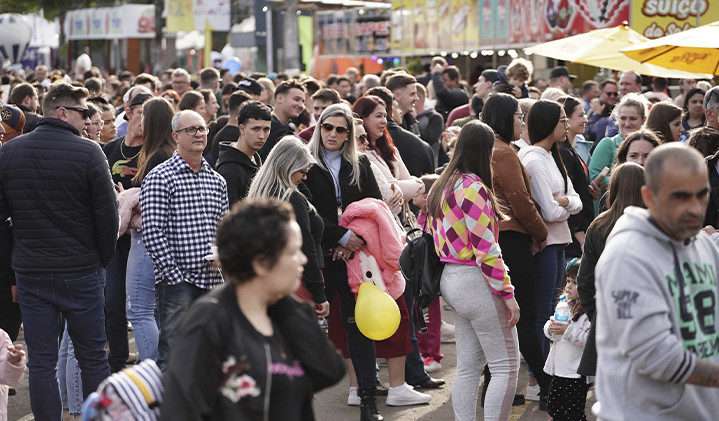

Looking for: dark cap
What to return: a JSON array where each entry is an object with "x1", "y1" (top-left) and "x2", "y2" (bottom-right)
[
  {"x1": 549, "y1": 66, "x2": 576, "y2": 80},
  {"x1": 236, "y1": 77, "x2": 262, "y2": 97},
  {"x1": 480, "y1": 69, "x2": 499, "y2": 84},
  {"x1": 0, "y1": 105, "x2": 26, "y2": 133},
  {"x1": 124, "y1": 93, "x2": 152, "y2": 120}
]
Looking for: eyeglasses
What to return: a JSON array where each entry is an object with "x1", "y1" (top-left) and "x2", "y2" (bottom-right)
[
  {"x1": 321, "y1": 123, "x2": 349, "y2": 134},
  {"x1": 605, "y1": 92, "x2": 619, "y2": 97},
  {"x1": 560, "y1": 118, "x2": 570, "y2": 128},
  {"x1": 515, "y1": 112, "x2": 525, "y2": 120},
  {"x1": 298, "y1": 168, "x2": 310, "y2": 177},
  {"x1": 357, "y1": 134, "x2": 368, "y2": 144},
  {"x1": 175, "y1": 125, "x2": 209, "y2": 136},
  {"x1": 56, "y1": 106, "x2": 90, "y2": 119}
]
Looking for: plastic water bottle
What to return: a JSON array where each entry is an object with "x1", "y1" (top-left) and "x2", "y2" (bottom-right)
[{"x1": 554, "y1": 295, "x2": 570, "y2": 323}]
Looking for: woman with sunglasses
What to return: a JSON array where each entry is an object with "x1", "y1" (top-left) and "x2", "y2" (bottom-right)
[
  {"x1": 305, "y1": 104, "x2": 429, "y2": 421},
  {"x1": 247, "y1": 135, "x2": 329, "y2": 319},
  {"x1": 352, "y1": 96, "x2": 424, "y2": 208},
  {"x1": 519, "y1": 100, "x2": 582, "y2": 364}
]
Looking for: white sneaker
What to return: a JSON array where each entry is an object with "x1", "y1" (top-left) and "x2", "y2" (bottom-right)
[
  {"x1": 348, "y1": 387, "x2": 360, "y2": 406},
  {"x1": 423, "y1": 356, "x2": 442, "y2": 373},
  {"x1": 386, "y1": 383, "x2": 431, "y2": 406},
  {"x1": 525, "y1": 384, "x2": 540, "y2": 401},
  {"x1": 441, "y1": 321, "x2": 455, "y2": 343}
]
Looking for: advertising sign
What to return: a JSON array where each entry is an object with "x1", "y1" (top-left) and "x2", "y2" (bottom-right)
[
  {"x1": 64, "y1": 5, "x2": 155, "y2": 40},
  {"x1": 390, "y1": 0, "x2": 405, "y2": 52},
  {"x1": 166, "y1": 0, "x2": 195, "y2": 33},
  {"x1": 354, "y1": 9, "x2": 391, "y2": 54},
  {"x1": 317, "y1": 10, "x2": 353, "y2": 56},
  {"x1": 631, "y1": 0, "x2": 717, "y2": 39}
]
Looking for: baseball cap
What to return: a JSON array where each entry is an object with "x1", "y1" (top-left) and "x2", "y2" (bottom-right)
[
  {"x1": 124, "y1": 93, "x2": 152, "y2": 120},
  {"x1": 1, "y1": 105, "x2": 26, "y2": 133},
  {"x1": 480, "y1": 69, "x2": 499, "y2": 84},
  {"x1": 549, "y1": 66, "x2": 577, "y2": 80},
  {"x1": 236, "y1": 77, "x2": 262, "y2": 97}
]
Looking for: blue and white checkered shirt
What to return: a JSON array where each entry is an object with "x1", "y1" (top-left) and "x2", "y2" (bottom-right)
[{"x1": 140, "y1": 152, "x2": 228, "y2": 289}]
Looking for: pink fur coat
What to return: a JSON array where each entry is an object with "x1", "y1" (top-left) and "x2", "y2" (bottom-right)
[
  {"x1": 339, "y1": 198, "x2": 406, "y2": 299},
  {"x1": 117, "y1": 187, "x2": 142, "y2": 237}
]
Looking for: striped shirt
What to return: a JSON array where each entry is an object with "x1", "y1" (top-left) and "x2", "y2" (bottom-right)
[
  {"x1": 140, "y1": 152, "x2": 228, "y2": 289},
  {"x1": 428, "y1": 172, "x2": 514, "y2": 298}
]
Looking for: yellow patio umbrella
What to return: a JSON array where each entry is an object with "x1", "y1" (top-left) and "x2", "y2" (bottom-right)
[
  {"x1": 621, "y1": 20, "x2": 719, "y2": 75},
  {"x1": 523, "y1": 23, "x2": 711, "y2": 79}
]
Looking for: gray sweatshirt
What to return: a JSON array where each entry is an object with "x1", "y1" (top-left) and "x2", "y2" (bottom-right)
[{"x1": 595, "y1": 206, "x2": 719, "y2": 421}]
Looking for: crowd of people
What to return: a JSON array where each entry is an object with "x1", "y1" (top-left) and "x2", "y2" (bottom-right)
[{"x1": 0, "y1": 56, "x2": 719, "y2": 421}]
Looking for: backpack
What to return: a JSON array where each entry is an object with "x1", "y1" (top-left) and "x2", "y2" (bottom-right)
[{"x1": 399, "y1": 227, "x2": 444, "y2": 334}]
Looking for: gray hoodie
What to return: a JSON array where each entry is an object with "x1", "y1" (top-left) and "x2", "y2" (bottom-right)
[{"x1": 595, "y1": 206, "x2": 719, "y2": 420}]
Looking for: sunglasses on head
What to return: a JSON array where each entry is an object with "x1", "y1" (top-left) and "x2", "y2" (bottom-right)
[
  {"x1": 56, "y1": 106, "x2": 91, "y2": 119},
  {"x1": 321, "y1": 123, "x2": 349, "y2": 134}
]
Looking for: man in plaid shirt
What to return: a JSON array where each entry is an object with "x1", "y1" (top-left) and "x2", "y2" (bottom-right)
[{"x1": 140, "y1": 110, "x2": 229, "y2": 369}]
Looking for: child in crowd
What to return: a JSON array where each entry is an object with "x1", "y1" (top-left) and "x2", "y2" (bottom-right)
[
  {"x1": 413, "y1": 174, "x2": 451, "y2": 373},
  {"x1": 1, "y1": 328, "x2": 25, "y2": 421},
  {"x1": 543, "y1": 259, "x2": 591, "y2": 420},
  {"x1": 503, "y1": 58, "x2": 533, "y2": 99}
]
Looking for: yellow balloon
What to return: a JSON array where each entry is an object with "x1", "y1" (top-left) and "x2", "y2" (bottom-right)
[{"x1": 355, "y1": 282, "x2": 401, "y2": 341}]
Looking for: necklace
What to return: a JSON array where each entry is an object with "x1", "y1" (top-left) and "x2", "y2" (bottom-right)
[{"x1": 120, "y1": 140, "x2": 141, "y2": 161}]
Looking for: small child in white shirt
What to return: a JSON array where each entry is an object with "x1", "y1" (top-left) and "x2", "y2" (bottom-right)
[
  {"x1": 543, "y1": 259, "x2": 591, "y2": 420},
  {"x1": 0, "y1": 328, "x2": 25, "y2": 421}
]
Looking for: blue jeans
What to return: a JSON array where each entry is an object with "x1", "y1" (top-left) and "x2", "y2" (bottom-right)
[
  {"x1": 533, "y1": 244, "x2": 566, "y2": 359},
  {"x1": 126, "y1": 229, "x2": 159, "y2": 362},
  {"x1": 403, "y1": 289, "x2": 431, "y2": 385},
  {"x1": 156, "y1": 280, "x2": 207, "y2": 370},
  {"x1": 105, "y1": 235, "x2": 130, "y2": 372},
  {"x1": 16, "y1": 267, "x2": 110, "y2": 421},
  {"x1": 57, "y1": 325, "x2": 83, "y2": 415}
]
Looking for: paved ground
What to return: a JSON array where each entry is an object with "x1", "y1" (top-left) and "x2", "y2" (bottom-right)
[{"x1": 8, "y1": 304, "x2": 596, "y2": 420}]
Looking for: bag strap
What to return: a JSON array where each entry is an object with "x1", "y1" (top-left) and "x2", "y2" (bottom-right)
[{"x1": 413, "y1": 300, "x2": 428, "y2": 334}]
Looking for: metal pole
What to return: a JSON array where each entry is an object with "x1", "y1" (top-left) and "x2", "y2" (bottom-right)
[
  {"x1": 266, "y1": 8, "x2": 273, "y2": 73},
  {"x1": 283, "y1": 0, "x2": 300, "y2": 70}
]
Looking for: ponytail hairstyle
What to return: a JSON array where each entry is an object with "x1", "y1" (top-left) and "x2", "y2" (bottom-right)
[{"x1": 527, "y1": 99, "x2": 569, "y2": 193}]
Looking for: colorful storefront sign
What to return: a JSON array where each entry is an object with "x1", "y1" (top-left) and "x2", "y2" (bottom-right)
[
  {"x1": 631, "y1": 0, "x2": 718, "y2": 39},
  {"x1": 64, "y1": 5, "x2": 155, "y2": 40},
  {"x1": 318, "y1": 9, "x2": 391, "y2": 56}
]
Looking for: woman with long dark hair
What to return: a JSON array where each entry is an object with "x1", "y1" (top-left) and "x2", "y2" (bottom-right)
[
  {"x1": 126, "y1": 97, "x2": 176, "y2": 362},
  {"x1": 427, "y1": 120, "x2": 520, "y2": 420},
  {"x1": 481, "y1": 93, "x2": 552, "y2": 405},
  {"x1": 556, "y1": 96, "x2": 595, "y2": 259},
  {"x1": 577, "y1": 163, "x2": 645, "y2": 378},
  {"x1": 519, "y1": 99, "x2": 582, "y2": 362},
  {"x1": 645, "y1": 101, "x2": 684, "y2": 143}
]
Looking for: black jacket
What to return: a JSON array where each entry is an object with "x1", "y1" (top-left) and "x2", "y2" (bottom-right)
[
  {"x1": 289, "y1": 188, "x2": 326, "y2": 304},
  {"x1": 304, "y1": 154, "x2": 381, "y2": 251},
  {"x1": 387, "y1": 119, "x2": 435, "y2": 177},
  {"x1": 259, "y1": 116, "x2": 295, "y2": 161},
  {"x1": 17, "y1": 104, "x2": 41, "y2": 133},
  {"x1": 0, "y1": 118, "x2": 119, "y2": 272},
  {"x1": 705, "y1": 153, "x2": 719, "y2": 227},
  {"x1": 160, "y1": 285, "x2": 345, "y2": 421},
  {"x1": 560, "y1": 143, "x2": 595, "y2": 258},
  {"x1": 209, "y1": 124, "x2": 239, "y2": 168},
  {"x1": 431, "y1": 71, "x2": 469, "y2": 120},
  {"x1": 576, "y1": 225, "x2": 605, "y2": 376},
  {"x1": 401, "y1": 113, "x2": 421, "y2": 136},
  {"x1": 216, "y1": 142, "x2": 262, "y2": 205}
]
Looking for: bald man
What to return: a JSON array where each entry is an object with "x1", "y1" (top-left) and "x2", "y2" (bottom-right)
[{"x1": 595, "y1": 144, "x2": 719, "y2": 421}]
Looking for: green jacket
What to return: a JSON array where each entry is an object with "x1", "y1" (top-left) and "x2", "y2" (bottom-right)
[{"x1": 588, "y1": 133, "x2": 623, "y2": 216}]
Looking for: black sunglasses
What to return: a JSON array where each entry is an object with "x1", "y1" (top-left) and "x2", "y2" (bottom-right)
[
  {"x1": 56, "y1": 106, "x2": 90, "y2": 119},
  {"x1": 357, "y1": 134, "x2": 368, "y2": 144},
  {"x1": 321, "y1": 123, "x2": 349, "y2": 134},
  {"x1": 605, "y1": 92, "x2": 619, "y2": 97}
]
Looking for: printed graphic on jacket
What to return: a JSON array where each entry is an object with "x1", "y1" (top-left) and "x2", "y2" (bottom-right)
[{"x1": 665, "y1": 260, "x2": 719, "y2": 359}]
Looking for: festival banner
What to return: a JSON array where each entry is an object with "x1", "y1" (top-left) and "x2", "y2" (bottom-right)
[
  {"x1": 390, "y1": 0, "x2": 405, "y2": 52},
  {"x1": 64, "y1": 5, "x2": 155, "y2": 40},
  {"x1": 508, "y1": 0, "x2": 629, "y2": 46},
  {"x1": 424, "y1": 0, "x2": 439, "y2": 51},
  {"x1": 631, "y1": 0, "x2": 718, "y2": 39},
  {"x1": 437, "y1": 0, "x2": 452, "y2": 50},
  {"x1": 194, "y1": 0, "x2": 230, "y2": 32},
  {"x1": 402, "y1": 0, "x2": 414, "y2": 52},
  {"x1": 413, "y1": 0, "x2": 427, "y2": 50},
  {"x1": 166, "y1": 0, "x2": 195, "y2": 33},
  {"x1": 479, "y1": 0, "x2": 509, "y2": 45},
  {"x1": 317, "y1": 10, "x2": 352, "y2": 56}
]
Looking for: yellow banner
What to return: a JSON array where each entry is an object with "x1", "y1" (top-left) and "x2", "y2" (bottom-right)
[
  {"x1": 632, "y1": 0, "x2": 719, "y2": 39},
  {"x1": 438, "y1": 0, "x2": 452, "y2": 50},
  {"x1": 390, "y1": 0, "x2": 405, "y2": 52},
  {"x1": 424, "y1": 0, "x2": 438, "y2": 51},
  {"x1": 402, "y1": 0, "x2": 414, "y2": 51},
  {"x1": 413, "y1": 0, "x2": 427, "y2": 50},
  {"x1": 166, "y1": 0, "x2": 195, "y2": 33}
]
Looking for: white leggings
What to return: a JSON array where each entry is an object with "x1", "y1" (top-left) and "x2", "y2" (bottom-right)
[{"x1": 440, "y1": 263, "x2": 519, "y2": 421}]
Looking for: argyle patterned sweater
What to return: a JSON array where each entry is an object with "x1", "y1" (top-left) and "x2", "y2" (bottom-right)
[{"x1": 428, "y1": 172, "x2": 514, "y2": 299}]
